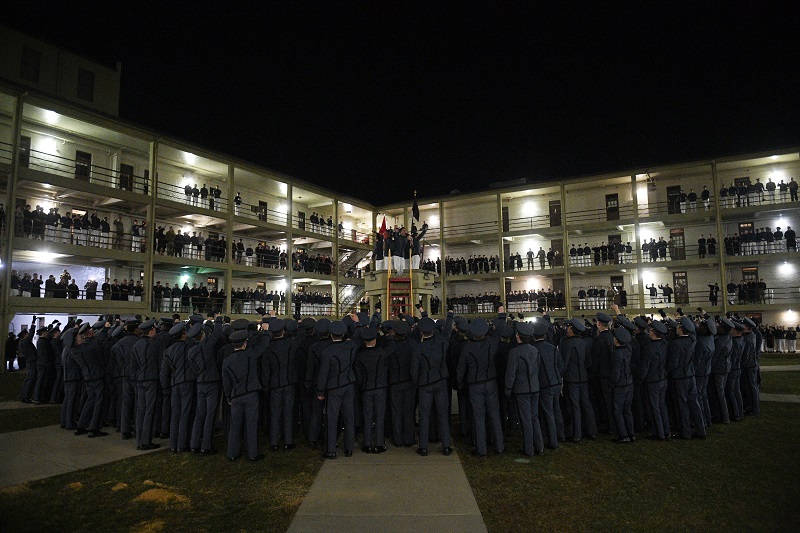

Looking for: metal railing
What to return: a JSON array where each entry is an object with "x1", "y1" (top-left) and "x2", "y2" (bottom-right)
[
  {"x1": 25, "y1": 148, "x2": 151, "y2": 195},
  {"x1": 637, "y1": 197, "x2": 717, "y2": 219},
  {"x1": 565, "y1": 204, "x2": 635, "y2": 225},
  {"x1": 505, "y1": 213, "x2": 558, "y2": 232},
  {"x1": 157, "y1": 181, "x2": 228, "y2": 212},
  {"x1": 14, "y1": 223, "x2": 149, "y2": 253},
  {"x1": 441, "y1": 220, "x2": 498, "y2": 238}
]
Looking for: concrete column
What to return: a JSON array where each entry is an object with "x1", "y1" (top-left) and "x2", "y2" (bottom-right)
[
  {"x1": 439, "y1": 201, "x2": 446, "y2": 312},
  {"x1": 631, "y1": 175, "x2": 646, "y2": 311},
  {"x1": 496, "y1": 193, "x2": 506, "y2": 305},
  {"x1": 285, "y1": 183, "x2": 293, "y2": 317},
  {"x1": 0, "y1": 92, "x2": 24, "y2": 365},
  {"x1": 560, "y1": 183, "x2": 572, "y2": 318},
  {"x1": 225, "y1": 165, "x2": 234, "y2": 314},
  {"x1": 142, "y1": 140, "x2": 158, "y2": 314},
  {"x1": 711, "y1": 161, "x2": 728, "y2": 314},
  {"x1": 333, "y1": 199, "x2": 340, "y2": 316}
]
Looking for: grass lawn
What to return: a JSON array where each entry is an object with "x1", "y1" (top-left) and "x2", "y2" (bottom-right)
[
  {"x1": 0, "y1": 433, "x2": 324, "y2": 532},
  {"x1": 760, "y1": 371, "x2": 800, "y2": 395},
  {"x1": 456, "y1": 402, "x2": 800, "y2": 532},
  {"x1": 760, "y1": 353, "x2": 800, "y2": 367}
]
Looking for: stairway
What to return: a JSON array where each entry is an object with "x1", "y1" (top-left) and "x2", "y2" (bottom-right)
[
  {"x1": 337, "y1": 247, "x2": 372, "y2": 277},
  {"x1": 337, "y1": 284, "x2": 366, "y2": 315}
]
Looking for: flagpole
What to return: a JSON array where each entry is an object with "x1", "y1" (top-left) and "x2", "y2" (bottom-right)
[{"x1": 386, "y1": 249, "x2": 391, "y2": 321}]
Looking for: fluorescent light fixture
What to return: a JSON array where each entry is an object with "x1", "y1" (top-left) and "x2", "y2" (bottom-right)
[{"x1": 43, "y1": 109, "x2": 59, "y2": 124}]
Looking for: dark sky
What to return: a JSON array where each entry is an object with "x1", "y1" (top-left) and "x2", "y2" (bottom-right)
[{"x1": 4, "y1": 1, "x2": 800, "y2": 205}]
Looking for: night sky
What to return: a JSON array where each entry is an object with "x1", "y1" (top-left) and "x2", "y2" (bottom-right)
[{"x1": 4, "y1": 1, "x2": 800, "y2": 205}]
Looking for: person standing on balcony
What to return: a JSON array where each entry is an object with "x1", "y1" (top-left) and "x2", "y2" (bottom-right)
[
  {"x1": 410, "y1": 222, "x2": 428, "y2": 270},
  {"x1": 200, "y1": 184, "x2": 208, "y2": 209},
  {"x1": 702, "y1": 185, "x2": 711, "y2": 210},
  {"x1": 234, "y1": 192, "x2": 242, "y2": 216}
]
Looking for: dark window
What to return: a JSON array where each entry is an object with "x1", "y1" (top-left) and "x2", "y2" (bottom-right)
[
  {"x1": 742, "y1": 267, "x2": 758, "y2": 283},
  {"x1": 75, "y1": 150, "x2": 92, "y2": 181},
  {"x1": 673, "y1": 271, "x2": 689, "y2": 305},
  {"x1": 20, "y1": 46, "x2": 41, "y2": 83},
  {"x1": 19, "y1": 136, "x2": 31, "y2": 167},
  {"x1": 77, "y1": 68, "x2": 95, "y2": 102},
  {"x1": 605, "y1": 193, "x2": 619, "y2": 221},
  {"x1": 670, "y1": 228, "x2": 686, "y2": 260},
  {"x1": 549, "y1": 200, "x2": 561, "y2": 227},
  {"x1": 119, "y1": 163, "x2": 134, "y2": 191}
]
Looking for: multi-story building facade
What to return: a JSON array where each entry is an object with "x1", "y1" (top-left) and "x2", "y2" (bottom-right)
[{"x1": 1, "y1": 30, "x2": 798, "y2": 356}]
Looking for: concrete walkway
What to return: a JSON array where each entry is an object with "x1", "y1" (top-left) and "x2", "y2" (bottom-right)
[
  {"x1": 287, "y1": 446, "x2": 487, "y2": 533},
  {"x1": 760, "y1": 365, "x2": 800, "y2": 372},
  {"x1": 0, "y1": 424, "x2": 160, "y2": 489},
  {"x1": 0, "y1": 400, "x2": 54, "y2": 411},
  {"x1": 762, "y1": 393, "x2": 800, "y2": 404}
]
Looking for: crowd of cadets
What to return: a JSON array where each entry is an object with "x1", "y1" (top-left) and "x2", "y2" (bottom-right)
[
  {"x1": 570, "y1": 242, "x2": 635, "y2": 266},
  {"x1": 723, "y1": 227, "x2": 797, "y2": 255},
  {"x1": 446, "y1": 290, "x2": 568, "y2": 314},
  {"x1": 718, "y1": 177, "x2": 798, "y2": 207},
  {"x1": 372, "y1": 224, "x2": 428, "y2": 274},
  {"x1": 181, "y1": 183, "x2": 223, "y2": 210},
  {"x1": 576, "y1": 287, "x2": 629, "y2": 309},
  {"x1": 13, "y1": 205, "x2": 146, "y2": 252},
  {"x1": 759, "y1": 325, "x2": 798, "y2": 353},
  {"x1": 10, "y1": 302, "x2": 768, "y2": 461},
  {"x1": 9, "y1": 270, "x2": 145, "y2": 301}
]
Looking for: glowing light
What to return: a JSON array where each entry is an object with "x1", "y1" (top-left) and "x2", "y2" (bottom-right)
[
  {"x1": 278, "y1": 182, "x2": 288, "y2": 195},
  {"x1": 39, "y1": 136, "x2": 59, "y2": 155},
  {"x1": 428, "y1": 214, "x2": 439, "y2": 226},
  {"x1": 32, "y1": 251, "x2": 62, "y2": 262},
  {"x1": 43, "y1": 110, "x2": 59, "y2": 124},
  {"x1": 276, "y1": 204, "x2": 288, "y2": 214},
  {"x1": 183, "y1": 152, "x2": 197, "y2": 165},
  {"x1": 771, "y1": 169, "x2": 787, "y2": 182},
  {"x1": 523, "y1": 201, "x2": 536, "y2": 216},
  {"x1": 779, "y1": 262, "x2": 795, "y2": 276},
  {"x1": 276, "y1": 280, "x2": 287, "y2": 291},
  {"x1": 180, "y1": 274, "x2": 190, "y2": 284}
]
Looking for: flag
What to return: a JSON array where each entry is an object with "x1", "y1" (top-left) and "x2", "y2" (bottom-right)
[
  {"x1": 379, "y1": 215, "x2": 388, "y2": 238},
  {"x1": 412, "y1": 191, "x2": 420, "y2": 222}
]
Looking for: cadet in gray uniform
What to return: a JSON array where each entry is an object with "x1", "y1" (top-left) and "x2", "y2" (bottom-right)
[
  {"x1": 189, "y1": 316, "x2": 223, "y2": 454},
  {"x1": 114, "y1": 321, "x2": 142, "y2": 439},
  {"x1": 388, "y1": 320, "x2": 416, "y2": 447},
  {"x1": 317, "y1": 320, "x2": 358, "y2": 458},
  {"x1": 610, "y1": 328, "x2": 635, "y2": 443},
  {"x1": 305, "y1": 319, "x2": 332, "y2": 446},
  {"x1": 726, "y1": 321, "x2": 745, "y2": 421},
  {"x1": 559, "y1": 318, "x2": 596, "y2": 442},
  {"x1": 355, "y1": 326, "x2": 391, "y2": 453},
  {"x1": 457, "y1": 310, "x2": 507, "y2": 457},
  {"x1": 130, "y1": 319, "x2": 163, "y2": 450},
  {"x1": 640, "y1": 321, "x2": 670, "y2": 440},
  {"x1": 694, "y1": 316, "x2": 716, "y2": 426},
  {"x1": 223, "y1": 329, "x2": 263, "y2": 462},
  {"x1": 71, "y1": 321, "x2": 109, "y2": 438},
  {"x1": 411, "y1": 310, "x2": 455, "y2": 456},
  {"x1": 667, "y1": 316, "x2": 707, "y2": 439},
  {"x1": 710, "y1": 317, "x2": 734, "y2": 424},
  {"x1": 60, "y1": 324, "x2": 82, "y2": 430},
  {"x1": 264, "y1": 319, "x2": 298, "y2": 451},
  {"x1": 741, "y1": 317, "x2": 760, "y2": 416},
  {"x1": 591, "y1": 313, "x2": 616, "y2": 435},
  {"x1": 504, "y1": 321, "x2": 544, "y2": 456},
  {"x1": 535, "y1": 319, "x2": 564, "y2": 449},
  {"x1": 161, "y1": 317, "x2": 200, "y2": 452}
]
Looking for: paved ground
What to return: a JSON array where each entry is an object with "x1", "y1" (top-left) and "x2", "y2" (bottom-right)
[
  {"x1": 0, "y1": 424, "x2": 160, "y2": 489},
  {"x1": 287, "y1": 446, "x2": 487, "y2": 533},
  {"x1": 762, "y1": 393, "x2": 800, "y2": 404},
  {"x1": 760, "y1": 365, "x2": 800, "y2": 372}
]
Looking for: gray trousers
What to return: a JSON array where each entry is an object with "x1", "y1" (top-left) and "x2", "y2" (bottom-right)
[
  {"x1": 50, "y1": 366, "x2": 64, "y2": 403},
  {"x1": 647, "y1": 380, "x2": 670, "y2": 438},
  {"x1": 539, "y1": 385, "x2": 564, "y2": 448},
  {"x1": 20, "y1": 365, "x2": 38, "y2": 400},
  {"x1": 192, "y1": 382, "x2": 219, "y2": 451},
  {"x1": 725, "y1": 368, "x2": 743, "y2": 419},
  {"x1": 362, "y1": 388, "x2": 387, "y2": 447},
  {"x1": 135, "y1": 381, "x2": 157, "y2": 447},
  {"x1": 308, "y1": 395, "x2": 324, "y2": 444},
  {"x1": 170, "y1": 382, "x2": 195, "y2": 451},
  {"x1": 514, "y1": 392, "x2": 543, "y2": 455},
  {"x1": 565, "y1": 382, "x2": 596, "y2": 440},
  {"x1": 695, "y1": 374, "x2": 711, "y2": 425},
  {"x1": 711, "y1": 373, "x2": 729, "y2": 423},
  {"x1": 390, "y1": 382, "x2": 415, "y2": 446},
  {"x1": 468, "y1": 380, "x2": 504, "y2": 455},
  {"x1": 418, "y1": 380, "x2": 451, "y2": 449},
  {"x1": 743, "y1": 367, "x2": 760, "y2": 415},
  {"x1": 600, "y1": 378, "x2": 616, "y2": 435},
  {"x1": 671, "y1": 377, "x2": 706, "y2": 438},
  {"x1": 120, "y1": 377, "x2": 135, "y2": 434},
  {"x1": 612, "y1": 384, "x2": 634, "y2": 438},
  {"x1": 270, "y1": 384, "x2": 295, "y2": 446},
  {"x1": 325, "y1": 384, "x2": 355, "y2": 454},
  {"x1": 61, "y1": 381, "x2": 80, "y2": 428},
  {"x1": 78, "y1": 379, "x2": 104, "y2": 431},
  {"x1": 228, "y1": 391, "x2": 259, "y2": 460},
  {"x1": 33, "y1": 364, "x2": 52, "y2": 402}
]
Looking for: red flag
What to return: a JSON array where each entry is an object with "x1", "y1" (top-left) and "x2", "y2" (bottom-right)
[{"x1": 379, "y1": 216, "x2": 388, "y2": 238}]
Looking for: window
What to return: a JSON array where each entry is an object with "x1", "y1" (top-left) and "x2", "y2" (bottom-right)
[
  {"x1": 20, "y1": 46, "x2": 41, "y2": 83},
  {"x1": 77, "y1": 68, "x2": 95, "y2": 102},
  {"x1": 742, "y1": 267, "x2": 758, "y2": 282},
  {"x1": 75, "y1": 150, "x2": 92, "y2": 181},
  {"x1": 19, "y1": 136, "x2": 31, "y2": 167},
  {"x1": 673, "y1": 271, "x2": 689, "y2": 305},
  {"x1": 606, "y1": 193, "x2": 619, "y2": 221}
]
